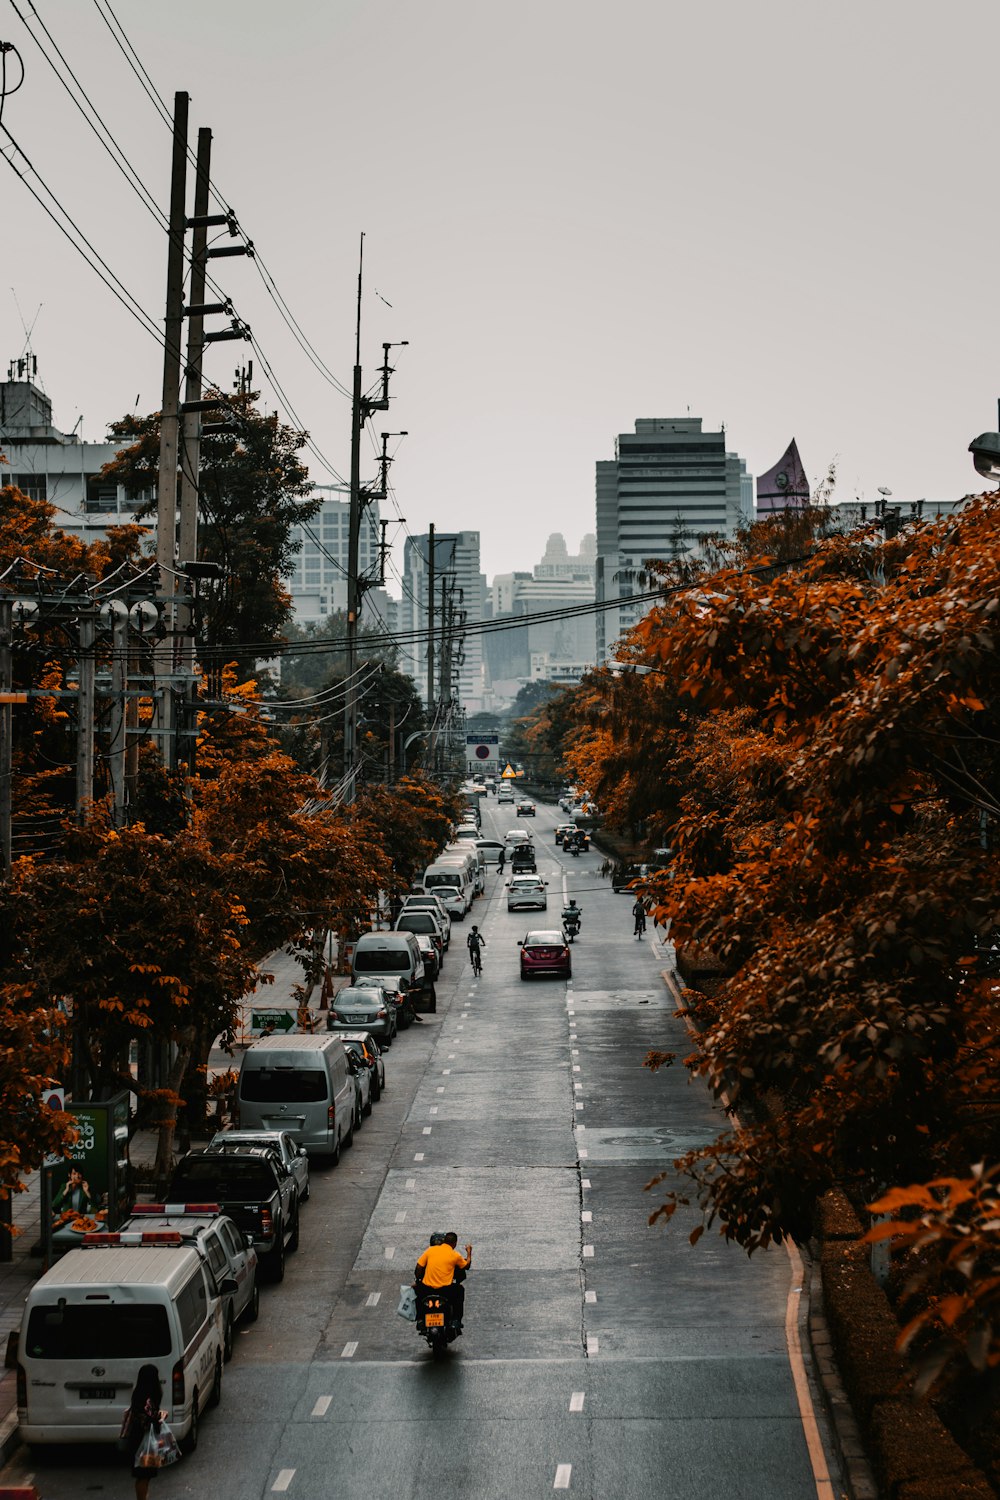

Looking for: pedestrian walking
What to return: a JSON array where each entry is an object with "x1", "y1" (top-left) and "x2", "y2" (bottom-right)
[
  {"x1": 497, "y1": 847, "x2": 506, "y2": 874},
  {"x1": 122, "y1": 1364, "x2": 164, "y2": 1500}
]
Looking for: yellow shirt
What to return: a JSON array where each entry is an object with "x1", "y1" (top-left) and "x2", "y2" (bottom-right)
[{"x1": 416, "y1": 1243, "x2": 469, "y2": 1288}]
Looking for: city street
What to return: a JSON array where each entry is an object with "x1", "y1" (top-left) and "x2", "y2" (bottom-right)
[{"x1": 4, "y1": 796, "x2": 839, "y2": 1500}]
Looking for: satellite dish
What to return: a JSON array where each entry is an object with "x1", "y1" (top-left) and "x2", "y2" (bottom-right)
[{"x1": 877, "y1": 486, "x2": 892, "y2": 498}]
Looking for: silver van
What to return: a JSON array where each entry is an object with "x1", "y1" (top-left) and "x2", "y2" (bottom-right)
[
  {"x1": 352, "y1": 929, "x2": 433, "y2": 1010},
  {"x1": 236, "y1": 1034, "x2": 355, "y2": 1162},
  {"x1": 442, "y1": 845, "x2": 483, "y2": 896},
  {"x1": 16, "y1": 1234, "x2": 226, "y2": 1448},
  {"x1": 422, "y1": 861, "x2": 472, "y2": 918}
]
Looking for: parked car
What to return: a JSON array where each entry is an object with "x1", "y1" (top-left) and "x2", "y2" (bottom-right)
[
  {"x1": 354, "y1": 975, "x2": 413, "y2": 1030},
  {"x1": 507, "y1": 874, "x2": 549, "y2": 911},
  {"x1": 327, "y1": 984, "x2": 397, "y2": 1043},
  {"x1": 121, "y1": 1205, "x2": 259, "y2": 1360},
  {"x1": 339, "y1": 1031, "x2": 386, "y2": 1101},
  {"x1": 412, "y1": 930, "x2": 441, "y2": 981},
  {"x1": 518, "y1": 929, "x2": 573, "y2": 980},
  {"x1": 168, "y1": 1145, "x2": 300, "y2": 1283},
  {"x1": 400, "y1": 893, "x2": 452, "y2": 945},
  {"x1": 516, "y1": 799, "x2": 536, "y2": 816},
  {"x1": 208, "y1": 1128, "x2": 309, "y2": 1204},
  {"x1": 344, "y1": 1044, "x2": 372, "y2": 1124},
  {"x1": 394, "y1": 909, "x2": 445, "y2": 968},
  {"x1": 612, "y1": 861, "x2": 648, "y2": 892}
]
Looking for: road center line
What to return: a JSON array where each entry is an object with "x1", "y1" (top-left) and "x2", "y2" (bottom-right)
[
  {"x1": 414, "y1": 1152, "x2": 425, "y2": 1161},
  {"x1": 311, "y1": 1396, "x2": 331, "y2": 1417},
  {"x1": 395, "y1": 1211, "x2": 407, "y2": 1223},
  {"x1": 569, "y1": 1391, "x2": 585, "y2": 1412},
  {"x1": 554, "y1": 1464, "x2": 572, "y2": 1489},
  {"x1": 272, "y1": 1469, "x2": 296, "y2": 1492},
  {"x1": 585, "y1": 1289, "x2": 597, "y2": 1303},
  {"x1": 341, "y1": 1341, "x2": 358, "y2": 1358},
  {"x1": 365, "y1": 1292, "x2": 381, "y2": 1306},
  {"x1": 406, "y1": 1178, "x2": 416, "y2": 1190}
]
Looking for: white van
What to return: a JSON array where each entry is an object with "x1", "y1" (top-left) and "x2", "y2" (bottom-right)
[
  {"x1": 236, "y1": 1034, "x2": 355, "y2": 1161},
  {"x1": 352, "y1": 929, "x2": 427, "y2": 1001},
  {"x1": 422, "y1": 860, "x2": 473, "y2": 917},
  {"x1": 443, "y1": 845, "x2": 483, "y2": 896},
  {"x1": 16, "y1": 1233, "x2": 226, "y2": 1447}
]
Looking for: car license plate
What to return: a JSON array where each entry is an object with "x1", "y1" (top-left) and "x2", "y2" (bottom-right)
[
  {"x1": 79, "y1": 1386, "x2": 116, "y2": 1400},
  {"x1": 345, "y1": 1015, "x2": 367, "y2": 1023},
  {"x1": 425, "y1": 1311, "x2": 445, "y2": 1328}
]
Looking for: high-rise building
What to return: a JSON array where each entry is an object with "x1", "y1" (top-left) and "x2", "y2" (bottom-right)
[
  {"x1": 595, "y1": 417, "x2": 750, "y2": 661},
  {"x1": 286, "y1": 486, "x2": 387, "y2": 630},
  {"x1": 399, "y1": 530, "x2": 485, "y2": 711}
]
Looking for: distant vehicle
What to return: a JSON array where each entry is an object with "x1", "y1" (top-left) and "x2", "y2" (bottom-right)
[
  {"x1": 394, "y1": 910, "x2": 445, "y2": 968},
  {"x1": 168, "y1": 1146, "x2": 300, "y2": 1283},
  {"x1": 510, "y1": 843, "x2": 537, "y2": 874},
  {"x1": 400, "y1": 894, "x2": 452, "y2": 945},
  {"x1": 498, "y1": 785, "x2": 515, "y2": 803},
  {"x1": 612, "y1": 862, "x2": 648, "y2": 892},
  {"x1": 518, "y1": 930, "x2": 572, "y2": 981},
  {"x1": 503, "y1": 829, "x2": 532, "y2": 847},
  {"x1": 516, "y1": 799, "x2": 536, "y2": 816},
  {"x1": 354, "y1": 976, "x2": 413, "y2": 1030},
  {"x1": 475, "y1": 838, "x2": 506, "y2": 864},
  {"x1": 506, "y1": 875, "x2": 548, "y2": 911},
  {"x1": 555, "y1": 823, "x2": 576, "y2": 845}
]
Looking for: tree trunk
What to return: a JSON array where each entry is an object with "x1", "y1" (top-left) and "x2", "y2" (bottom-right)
[{"x1": 153, "y1": 1039, "x2": 192, "y2": 1187}]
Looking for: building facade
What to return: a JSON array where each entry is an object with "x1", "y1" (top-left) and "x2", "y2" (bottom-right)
[
  {"x1": 286, "y1": 486, "x2": 389, "y2": 631},
  {"x1": 595, "y1": 416, "x2": 751, "y2": 662},
  {"x1": 398, "y1": 530, "x2": 486, "y2": 711}
]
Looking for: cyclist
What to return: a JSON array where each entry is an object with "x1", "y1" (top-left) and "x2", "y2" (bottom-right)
[
  {"x1": 467, "y1": 924, "x2": 486, "y2": 974},
  {"x1": 632, "y1": 898, "x2": 647, "y2": 938}
]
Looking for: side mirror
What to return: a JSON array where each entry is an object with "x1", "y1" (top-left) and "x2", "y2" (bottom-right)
[
  {"x1": 219, "y1": 1277, "x2": 238, "y2": 1297},
  {"x1": 517, "y1": 941, "x2": 524, "y2": 947},
  {"x1": 244, "y1": 1232, "x2": 255, "y2": 1249},
  {"x1": 298, "y1": 1145, "x2": 308, "y2": 1157}
]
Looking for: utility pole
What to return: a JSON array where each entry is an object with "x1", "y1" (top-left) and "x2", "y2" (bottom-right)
[
  {"x1": 75, "y1": 609, "x2": 95, "y2": 823},
  {"x1": 0, "y1": 597, "x2": 12, "y2": 874},
  {"x1": 109, "y1": 612, "x2": 128, "y2": 830},
  {"x1": 426, "y1": 521, "x2": 435, "y2": 711},
  {"x1": 153, "y1": 90, "x2": 190, "y2": 768},
  {"x1": 177, "y1": 127, "x2": 213, "y2": 621}
]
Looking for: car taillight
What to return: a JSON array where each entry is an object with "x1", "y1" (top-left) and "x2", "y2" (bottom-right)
[
  {"x1": 261, "y1": 1208, "x2": 272, "y2": 1236},
  {"x1": 376, "y1": 1008, "x2": 388, "y2": 1019},
  {"x1": 328, "y1": 1103, "x2": 336, "y2": 1127},
  {"x1": 16, "y1": 1363, "x2": 26, "y2": 1408},
  {"x1": 172, "y1": 1359, "x2": 185, "y2": 1406}
]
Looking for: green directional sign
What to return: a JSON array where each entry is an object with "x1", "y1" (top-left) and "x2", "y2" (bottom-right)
[{"x1": 251, "y1": 1009, "x2": 296, "y2": 1034}]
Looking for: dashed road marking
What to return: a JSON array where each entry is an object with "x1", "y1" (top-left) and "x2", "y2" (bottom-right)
[
  {"x1": 587, "y1": 1335, "x2": 599, "y2": 1356},
  {"x1": 414, "y1": 1152, "x2": 425, "y2": 1161},
  {"x1": 554, "y1": 1464, "x2": 572, "y2": 1489},
  {"x1": 447, "y1": 1054, "x2": 455, "y2": 1060},
  {"x1": 395, "y1": 1211, "x2": 407, "y2": 1223},
  {"x1": 312, "y1": 1396, "x2": 331, "y2": 1417},
  {"x1": 574, "y1": 1083, "x2": 582, "y2": 1091},
  {"x1": 384, "y1": 1247, "x2": 395, "y2": 1259},
  {"x1": 406, "y1": 1178, "x2": 416, "y2": 1190},
  {"x1": 341, "y1": 1341, "x2": 358, "y2": 1358},
  {"x1": 581, "y1": 1178, "x2": 591, "y2": 1188},
  {"x1": 581, "y1": 1211, "x2": 592, "y2": 1223},
  {"x1": 430, "y1": 1107, "x2": 439, "y2": 1115},
  {"x1": 574, "y1": 1103, "x2": 584, "y2": 1111},
  {"x1": 436, "y1": 1086, "x2": 445, "y2": 1093},
  {"x1": 567, "y1": 1008, "x2": 575, "y2": 1017},
  {"x1": 585, "y1": 1290, "x2": 597, "y2": 1303},
  {"x1": 583, "y1": 1244, "x2": 594, "y2": 1258},
  {"x1": 272, "y1": 1470, "x2": 296, "y2": 1492},
  {"x1": 578, "y1": 1149, "x2": 589, "y2": 1159},
  {"x1": 366, "y1": 1292, "x2": 381, "y2": 1307},
  {"x1": 569, "y1": 1392, "x2": 585, "y2": 1412},
  {"x1": 577, "y1": 1123, "x2": 586, "y2": 1131},
  {"x1": 443, "y1": 1068, "x2": 452, "y2": 1074},
  {"x1": 422, "y1": 1126, "x2": 432, "y2": 1134}
]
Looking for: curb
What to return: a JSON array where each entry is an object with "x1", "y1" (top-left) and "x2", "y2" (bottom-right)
[{"x1": 0, "y1": 1411, "x2": 19, "y2": 1470}]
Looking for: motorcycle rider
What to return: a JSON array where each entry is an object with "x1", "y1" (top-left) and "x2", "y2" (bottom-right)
[
  {"x1": 414, "y1": 1230, "x2": 473, "y2": 1332},
  {"x1": 562, "y1": 898, "x2": 582, "y2": 932}
]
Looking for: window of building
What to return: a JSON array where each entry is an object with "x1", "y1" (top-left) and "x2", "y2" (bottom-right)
[{"x1": 7, "y1": 473, "x2": 47, "y2": 501}]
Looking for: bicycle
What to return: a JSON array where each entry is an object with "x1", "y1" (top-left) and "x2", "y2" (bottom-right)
[{"x1": 469, "y1": 946, "x2": 483, "y2": 976}]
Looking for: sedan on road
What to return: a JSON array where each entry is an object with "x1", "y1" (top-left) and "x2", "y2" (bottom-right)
[
  {"x1": 327, "y1": 985, "x2": 396, "y2": 1043},
  {"x1": 516, "y1": 799, "x2": 536, "y2": 816},
  {"x1": 354, "y1": 975, "x2": 413, "y2": 1030},
  {"x1": 506, "y1": 875, "x2": 549, "y2": 911},
  {"x1": 209, "y1": 1127, "x2": 310, "y2": 1203},
  {"x1": 518, "y1": 930, "x2": 572, "y2": 980}
]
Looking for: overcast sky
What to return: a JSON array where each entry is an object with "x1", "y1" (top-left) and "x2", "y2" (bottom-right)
[{"x1": 1, "y1": 0, "x2": 997, "y2": 589}]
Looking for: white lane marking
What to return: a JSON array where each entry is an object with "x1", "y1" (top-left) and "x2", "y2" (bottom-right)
[
  {"x1": 406, "y1": 1178, "x2": 416, "y2": 1190},
  {"x1": 430, "y1": 1107, "x2": 439, "y2": 1115},
  {"x1": 569, "y1": 1391, "x2": 585, "y2": 1412},
  {"x1": 312, "y1": 1396, "x2": 331, "y2": 1417},
  {"x1": 574, "y1": 1082, "x2": 582, "y2": 1091},
  {"x1": 457, "y1": 1025, "x2": 464, "y2": 1031},
  {"x1": 554, "y1": 1464, "x2": 572, "y2": 1489},
  {"x1": 422, "y1": 1126, "x2": 432, "y2": 1134},
  {"x1": 577, "y1": 1123, "x2": 586, "y2": 1131},
  {"x1": 443, "y1": 1068, "x2": 452, "y2": 1074},
  {"x1": 447, "y1": 1054, "x2": 455, "y2": 1060},
  {"x1": 569, "y1": 1032, "x2": 577, "y2": 1040},
  {"x1": 567, "y1": 1008, "x2": 575, "y2": 1016},
  {"x1": 384, "y1": 1247, "x2": 395, "y2": 1260},
  {"x1": 341, "y1": 1341, "x2": 358, "y2": 1358},
  {"x1": 366, "y1": 1292, "x2": 381, "y2": 1307},
  {"x1": 583, "y1": 1244, "x2": 594, "y2": 1258},
  {"x1": 587, "y1": 1335, "x2": 599, "y2": 1356},
  {"x1": 581, "y1": 1178, "x2": 591, "y2": 1188},
  {"x1": 395, "y1": 1211, "x2": 407, "y2": 1223},
  {"x1": 436, "y1": 1086, "x2": 445, "y2": 1093},
  {"x1": 272, "y1": 1470, "x2": 296, "y2": 1492},
  {"x1": 578, "y1": 1149, "x2": 589, "y2": 1159},
  {"x1": 414, "y1": 1152, "x2": 425, "y2": 1161},
  {"x1": 585, "y1": 1290, "x2": 597, "y2": 1303},
  {"x1": 575, "y1": 1103, "x2": 584, "y2": 1111},
  {"x1": 581, "y1": 1211, "x2": 592, "y2": 1223}
]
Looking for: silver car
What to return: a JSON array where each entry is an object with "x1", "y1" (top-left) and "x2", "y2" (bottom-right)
[
  {"x1": 507, "y1": 875, "x2": 549, "y2": 911},
  {"x1": 327, "y1": 985, "x2": 396, "y2": 1043},
  {"x1": 209, "y1": 1127, "x2": 310, "y2": 1203}
]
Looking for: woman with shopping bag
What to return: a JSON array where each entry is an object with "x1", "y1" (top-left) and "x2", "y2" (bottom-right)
[{"x1": 120, "y1": 1364, "x2": 179, "y2": 1499}]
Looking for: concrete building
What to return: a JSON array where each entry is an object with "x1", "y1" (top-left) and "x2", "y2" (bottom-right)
[
  {"x1": 286, "y1": 485, "x2": 389, "y2": 632},
  {"x1": 0, "y1": 365, "x2": 147, "y2": 545},
  {"x1": 595, "y1": 416, "x2": 751, "y2": 662},
  {"x1": 399, "y1": 530, "x2": 486, "y2": 711}
]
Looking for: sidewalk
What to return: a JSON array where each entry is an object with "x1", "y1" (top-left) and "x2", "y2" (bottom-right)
[{"x1": 0, "y1": 947, "x2": 334, "y2": 1467}]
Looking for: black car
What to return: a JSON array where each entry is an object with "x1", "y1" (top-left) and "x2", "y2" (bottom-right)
[
  {"x1": 611, "y1": 861, "x2": 647, "y2": 892},
  {"x1": 168, "y1": 1145, "x2": 300, "y2": 1283}
]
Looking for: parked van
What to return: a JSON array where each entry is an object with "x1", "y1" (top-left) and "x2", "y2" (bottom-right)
[
  {"x1": 443, "y1": 845, "x2": 483, "y2": 896},
  {"x1": 16, "y1": 1234, "x2": 227, "y2": 1447},
  {"x1": 422, "y1": 860, "x2": 473, "y2": 917},
  {"x1": 351, "y1": 929, "x2": 433, "y2": 1010},
  {"x1": 236, "y1": 1034, "x2": 354, "y2": 1161}
]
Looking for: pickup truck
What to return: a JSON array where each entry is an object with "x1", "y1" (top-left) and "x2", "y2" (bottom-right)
[{"x1": 167, "y1": 1145, "x2": 300, "y2": 1283}]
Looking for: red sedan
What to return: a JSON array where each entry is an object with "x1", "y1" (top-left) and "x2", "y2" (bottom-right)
[{"x1": 518, "y1": 930, "x2": 572, "y2": 981}]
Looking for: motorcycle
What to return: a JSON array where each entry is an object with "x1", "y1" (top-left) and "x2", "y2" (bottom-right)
[
  {"x1": 562, "y1": 908, "x2": 582, "y2": 944},
  {"x1": 416, "y1": 1286, "x2": 462, "y2": 1358},
  {"x1": 569, "y1": 839, "x2": 581, "y2": 857}
]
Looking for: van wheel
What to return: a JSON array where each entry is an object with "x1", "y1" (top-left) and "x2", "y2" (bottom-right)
[
  {"x1": 329, "y1": 1135, "x2": 341, "y2": 1168},
  {"x1": 268, "y1": 1232, "x2": 286, "y2": 1283},
  {"x1": 288, "y1": 1208, "x2": 300, "y2": 1252},
  {"x1": 363, "y1": 1089, "x2": 373, "y2": 1117},
  {"x1": 246, "y1": 1274, "x2": 260, "y2": 1323},
  {"x1": 208, "y1": 1353, "x2": 223, "y2": 1409},
  {"x1": 343, "y1": 1117, "x2": 355, "y2": 1151},
  {"x1": 223, "y1": 1308, "x2": 235, "y2": 1362},
  {"x1": 181, "y1": 1394, "x2": 199, "y2": 1454}
]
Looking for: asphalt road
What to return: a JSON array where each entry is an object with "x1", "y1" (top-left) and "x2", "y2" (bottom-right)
[{"x1": 5, "y1": 795, "x2": 840, "y2": 1500}]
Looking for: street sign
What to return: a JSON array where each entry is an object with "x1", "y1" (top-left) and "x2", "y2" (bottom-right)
[
  {"x1": 251, "y1": 1009, "x2": 296, "y2": 1035},
  {"x1": 500, "y1": 763, "x2": 517, "y2": 779},
  {"x1": 466, "y1": 733, "x2": 498, "y2": 768}
]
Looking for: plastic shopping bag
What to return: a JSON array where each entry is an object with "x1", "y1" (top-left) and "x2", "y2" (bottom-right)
[
  {"x1": 136, "y1": 1419, "x2": 181, "y2": 1469},
  {"x1": 397, "y1": 1283, "x2": 417, "y2": 1322}
]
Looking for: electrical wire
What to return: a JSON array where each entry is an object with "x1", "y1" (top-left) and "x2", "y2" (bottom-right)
[{"x1": 0, "y1": 40, "x2": 25, "y2": 127}]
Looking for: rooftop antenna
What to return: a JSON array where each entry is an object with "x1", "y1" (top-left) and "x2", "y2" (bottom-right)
[{"x1": 11, "y1": 291, "x2": 42, "y2": 374}]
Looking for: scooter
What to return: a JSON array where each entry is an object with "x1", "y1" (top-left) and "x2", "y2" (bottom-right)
[
  {"x1": 416, "y1": 1286, "x2": 462, "y2": 1358},
  {"x1": 562, "y1": 908, "x2": 582, "y2": 944}
]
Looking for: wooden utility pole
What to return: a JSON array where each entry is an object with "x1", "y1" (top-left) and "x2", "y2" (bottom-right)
[
  {"x1": 109, "y1": 612, "x2": 128, "y2": 830},
  {"x1": 426, "y1": 522, "x2": 435, "y2": 710},
  {"x1": 177, "y1": 127, "x2": 212, "y2": 612},
  {"x1": 343, "y1": 236, "x2": 366, "y2": 805},
  {"x1": 153, "y1": 90, "x2": 190, "y2": 768},
  {"x1": 0, "y1": 598, "x2": 12, "y2": 874},
  {"x1": 75, "y1": 609, "x2": 95, "y2": 823}
]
